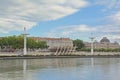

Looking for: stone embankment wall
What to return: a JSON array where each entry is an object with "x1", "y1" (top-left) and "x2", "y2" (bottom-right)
[
  {"x1": 0, "y1": 51, "x2": 120, "y2": 56},
  {"x1": 74, "y1": 52, "x2": 120, "y2": 55}
]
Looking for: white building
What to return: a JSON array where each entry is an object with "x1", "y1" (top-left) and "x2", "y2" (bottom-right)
[{"x1": 31, "y1": 37, "x2": 73, "y2": 51}]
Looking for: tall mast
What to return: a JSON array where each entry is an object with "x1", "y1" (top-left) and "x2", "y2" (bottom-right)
[
  {"x1": 23, "y1": 27, "x2": 29, "y2": 55},
  {"x1": 90, "y1": 33, "x2": 95, "y2": 55}
]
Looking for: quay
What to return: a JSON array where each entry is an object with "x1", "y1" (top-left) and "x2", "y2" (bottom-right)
[{"x1": 0, "y1": 52, "x2": 120, "y2": 60}]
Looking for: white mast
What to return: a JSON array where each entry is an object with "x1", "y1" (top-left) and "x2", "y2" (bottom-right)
[
  {"x1": 90, "y1": 33, "x2": 95, "y2": 55},
  {"x1": 23, "y1": 27, "x2": 29, "y2": 55}
]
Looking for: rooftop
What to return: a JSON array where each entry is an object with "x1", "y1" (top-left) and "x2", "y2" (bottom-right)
[
  {"x1": 100, "y1": 37, "x2": 110, "y2": 43},
  {"x1": 30, "y1": 37, "x2": 72, "y2": 41}
]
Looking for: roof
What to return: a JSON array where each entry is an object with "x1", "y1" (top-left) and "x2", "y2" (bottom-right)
[
  {"x1": 30, "y1": 37, "x2": 72, "y2": 41},
  {"x1": 100, "y1": 37, "x2": 110, "y2": 43}
]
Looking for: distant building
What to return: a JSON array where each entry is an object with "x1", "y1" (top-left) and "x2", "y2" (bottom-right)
[{"x1": 84, "y1": 37, "x2": 120, "y2": 49}]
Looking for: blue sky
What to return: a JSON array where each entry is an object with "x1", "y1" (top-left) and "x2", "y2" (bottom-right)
[{"x1": 0, "y1": 0, "x2": 120, "y2": 42}]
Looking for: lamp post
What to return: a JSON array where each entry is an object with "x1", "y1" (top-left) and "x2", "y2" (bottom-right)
[
  {"x1": 90, "y1": 37, "x2": 95, "y2": 55},
  {"x1": 23, "y1": 27, "x2": 29, "y2": 55}
]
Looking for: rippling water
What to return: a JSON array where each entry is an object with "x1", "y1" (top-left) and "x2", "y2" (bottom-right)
[{"x1": 0, "y1": 58, "x2": 120, "y2": 80}]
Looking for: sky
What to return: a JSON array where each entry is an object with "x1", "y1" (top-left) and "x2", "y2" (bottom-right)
[{"x1": 0, "y1": 0, "x2": 120, "y2": 42}]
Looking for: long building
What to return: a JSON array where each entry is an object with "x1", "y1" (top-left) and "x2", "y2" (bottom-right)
[
  {"x1": 31, "y1": 37, "x2": 74, "y2": 51},
  {"x1": 84, "y1": 37, "x2": 120, "y2": 49}
]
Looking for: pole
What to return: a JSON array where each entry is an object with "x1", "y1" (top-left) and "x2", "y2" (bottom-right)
[
  {"x1": 24, "y1": 33, "x2": 27, "y2": 55},
  {"x1": 90, "y1": 37, "x2": 94, "y2": 55},
  {"x1": 23, "y1": 27, "x2": 28, "y2": 55},
  {"x1": 91, "y1": 38, "x2": 93, "y2": 55}
]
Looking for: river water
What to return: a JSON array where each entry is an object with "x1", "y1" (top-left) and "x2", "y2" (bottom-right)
[{"x1": 0, "y1": 58, "x2": 120, "y2": 80}]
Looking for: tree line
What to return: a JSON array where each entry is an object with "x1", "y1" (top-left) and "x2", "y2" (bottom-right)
[{"x1": 0, "y1": 35, "x2": 48, "y2": 50}]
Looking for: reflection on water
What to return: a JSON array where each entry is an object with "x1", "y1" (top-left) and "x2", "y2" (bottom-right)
[
  {"x1": 0, "y1": 58, "x2": 120, "y2": 80},
  {"x1": 91, "y1": 58, "x2": 94, "y2": 67},
  {"x1": 23, "y1": 60, "x2": 27, "y2": 80}
]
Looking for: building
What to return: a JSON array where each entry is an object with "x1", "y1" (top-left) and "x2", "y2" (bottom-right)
[
  {"x1": 31, "y1": 37, "x2": 73, "y2": 51},
  {"x1": 84, "y1": 37, "x2": 120, "y2": 49}
]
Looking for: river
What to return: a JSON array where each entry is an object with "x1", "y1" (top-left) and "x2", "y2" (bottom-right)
[{"x1": 0, "y1": 58, "x2": 120, "y2": 80}]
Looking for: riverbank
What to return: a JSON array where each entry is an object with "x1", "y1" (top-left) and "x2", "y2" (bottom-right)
[
  {"x1": 0, "y1": 55, "x2": 120, "y2": 60},
  {"x1": 0, "y1": 51, "x2": 120, "y2": 60}
]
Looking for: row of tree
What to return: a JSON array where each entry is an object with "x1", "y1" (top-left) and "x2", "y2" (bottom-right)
[{"x1": 0, "y1": 35, "x2": 48, "y2": 49}]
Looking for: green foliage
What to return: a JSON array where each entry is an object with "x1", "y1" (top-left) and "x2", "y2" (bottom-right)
[
  {"x1": 80, "y1": 48, "x2": 120, "y2": 52},
  {"x1": 0, "y1": 35, "x2": 48, "y2": 49},
  {"x1": 80, "y1": 48, "x2": 91, "y2": 52},
  {"x1": 94, "y1": 48, "x2": 120, "y2": 52},
  {"x1": 73, "y1": 39, "x2": 84, "y2": 51},
  {"x1": 27, "y1": 38, "x2": 48, "y2": 49},
  {"x1": 37, "y1": 41, "x2": 48, "y2": 49},
  {"x1": 0, "y1": 36, "x2": 21, "y2": 49}
]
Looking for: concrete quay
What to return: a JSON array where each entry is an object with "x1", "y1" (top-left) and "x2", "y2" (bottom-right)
[
  {"x1": 0, "y1": 51, "x2": 120, "y2": 60},
  {"x1": 0, "y1": 51, "x2": 120, "y2": 56}
]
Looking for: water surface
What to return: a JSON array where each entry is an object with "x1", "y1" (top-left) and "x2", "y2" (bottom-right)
[{"x1": 0, "y1": 58, "x2": 120, "y2": 80}]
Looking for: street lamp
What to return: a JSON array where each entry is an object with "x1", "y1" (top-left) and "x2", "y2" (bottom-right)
[
  {"x1": 90, "y1": 37, "x2": 95, "y2": 55},
  {"x1": 23, "y1": 27, "x2": 29, "y2": 55}
]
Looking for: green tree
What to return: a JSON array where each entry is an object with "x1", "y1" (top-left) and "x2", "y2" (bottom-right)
[
  {"x1": 37, "y1": 41, "x2": 48, "y2": 49},
  {"x1": 73, "y1": 39, "x2": 84, "y2": 51},
  {"x1": 0, "y1": 35, "x2": 48, "y2": 50}
]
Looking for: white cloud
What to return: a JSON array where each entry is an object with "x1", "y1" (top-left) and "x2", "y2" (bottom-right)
[
  {"x1": 108, "y1": 11, "x2": 120, "y2": 25},
  {"x1": 44, "y1": 0, "x2": 120, "y2": 41},
  {"x1": 74, "y1": 25, "x2": 96, "y2": 32},
  {"x1": 0, "y1": 0, "x2": 89, "y2": 33},
  {"x1": 95, "y1": 0, "x2": 120, "y2": 10},
  {"x1": 45, "y1": 24, "x2": 96, "y2": 38},
  {"x1": 96, "y1": 12, "x2": 120, "y2": 35},
  {"x1": 0, "y1": 18, "x2": 36, "y2": 32},
  {"x1": 45, "y1": 22, "x2": 120, "y2": 41},
  {"x1": 96, "y1": 25, "x2": 120, "y2": 33}
]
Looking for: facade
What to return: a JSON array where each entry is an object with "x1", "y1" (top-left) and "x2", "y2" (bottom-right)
[
  {"x1": 84, "y1": 37, "x2": 120, "y2": 49},
  {"x1": 31, "y1": 37, "x2": 73, "y2": 51}
]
